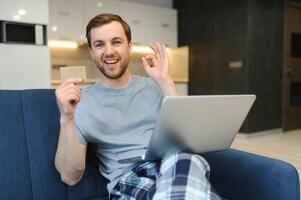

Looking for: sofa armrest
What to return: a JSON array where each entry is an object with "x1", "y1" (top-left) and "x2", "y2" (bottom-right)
[{"x1": 201, "y1": 149, "x2": 300, "y2": 200}]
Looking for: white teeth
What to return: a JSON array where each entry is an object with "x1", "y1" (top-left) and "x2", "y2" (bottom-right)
[{"x1": 104, "y1": 59, "x2": 118, "y2": 64}]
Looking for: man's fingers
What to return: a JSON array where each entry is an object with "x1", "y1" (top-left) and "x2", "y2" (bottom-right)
[
  {"x1": 69, "y1": 92, "x2": 80, "y2": 103},
  {"x1": 162, "y1": 44, "x2": 168, "y2": 58},
  {"x1": 63, "y1": 87, "x2": 80, "y2": 99},
  {"x1": 142, "y1": 55, "x2": 156, "y2": 67},
  {"x1": 155, "y1": 41, "x2": 164, "y2": 58},
  {"x1": 61, "y1": 78, "x2": 82, "y2": 87},
  {"x1": 144, "y1": 55, "x2": 155, "y2": 60},
  {"x1": 142, "y1": 57, "x2": 150, "y2": 68},
  {"x1": 58, "y1": 81, "x2": 81, "y2": 96},
  {"x1": 61, "y1": 92, "x2": 80, "y2": 104},
  {"x1": 60, "y1": 83, "x2": 80, "y2": 94},
  {"x1": 149, "y1": 43, "x2": 161, "y2": 57},
  {"x1": 56, "y1": 83, "x2": 81, "y2": 105},
  {"x1": 68, "y1": 87, "x2": 80, "y2": 99},
  {"x1": 150, "y1": 42, "x2": 167, "y2": 59}
]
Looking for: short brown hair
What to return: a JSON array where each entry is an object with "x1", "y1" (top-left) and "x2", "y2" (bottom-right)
[{"x1": 86, "y1": 13, "x2": 131, "y2": 48}]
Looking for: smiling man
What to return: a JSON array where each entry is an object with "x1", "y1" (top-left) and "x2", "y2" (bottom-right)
[
  {"x1": 89, "y1": 21, "x2": 131, "y2": 80},
  {"x1": 54, "y1": 13, "x2": 221, "y2": 199}
]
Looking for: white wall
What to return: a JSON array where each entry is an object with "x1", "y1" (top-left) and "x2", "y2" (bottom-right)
[
  {"x1": 0, "y1": 44, "x2": 51, "y2": 89},
  {"x1": 0, "y1": 0, "x2": 51, "y2": 89}
]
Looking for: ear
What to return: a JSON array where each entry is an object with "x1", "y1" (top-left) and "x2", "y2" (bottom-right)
[
  {"x1": 128, "y1": 41, "x2": 132, "y2": 53},
  {"x1": 89, "y1": 47, "x2": 94, "y2": 59}
]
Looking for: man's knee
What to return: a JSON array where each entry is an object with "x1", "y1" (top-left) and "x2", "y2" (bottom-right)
[{"x1": 160, "y1": 152, "x2": 210, "y2": 177}]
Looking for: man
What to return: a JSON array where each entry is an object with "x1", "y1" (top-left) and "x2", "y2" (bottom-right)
[{"x1": 55, "y1": 13, "x2": 221, "y2": 199}]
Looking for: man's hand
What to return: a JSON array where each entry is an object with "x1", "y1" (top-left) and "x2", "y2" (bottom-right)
[
  {"x1": 55, "y1": 78, "x2": 86, "y2": 186},
  {"x1": 142, "y1": 42, "x2": 170, "y2": 83},
  {"x1": 55, "y1": 78, "x2": 82, "y2": 119},
  {"x1": 142, "y1": 42, "x2": 179, "y2": 96}
]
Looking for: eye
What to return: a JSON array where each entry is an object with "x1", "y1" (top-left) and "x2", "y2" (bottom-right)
[
  {"x1": 95, "y1": 43, "x2": 104, "y2": 48},
  {"x1": 112, "y1": 40, "x2": 122, "y2": 45}
]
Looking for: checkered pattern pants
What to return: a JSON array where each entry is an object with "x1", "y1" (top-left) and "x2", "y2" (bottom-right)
[{"x1": 110, "y1": 152, "x2": 222, "y2": 200}]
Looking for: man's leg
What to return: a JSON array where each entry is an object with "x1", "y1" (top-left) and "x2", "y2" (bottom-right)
[
  {"x1": 150, "y1": 152, "x2": 221, "y2": 200},
  {"x1": 110, "y1": 161, "x2": 159, "y2": 200}
]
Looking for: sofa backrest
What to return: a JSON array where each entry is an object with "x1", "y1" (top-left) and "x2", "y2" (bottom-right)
[{"x1": 0, "y1": 89, "x2": 108, "y2": 200}]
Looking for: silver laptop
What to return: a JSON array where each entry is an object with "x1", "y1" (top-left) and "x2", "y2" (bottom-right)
[{"x1": 118, "y1": 95, "x2": 256, "y2": 163}]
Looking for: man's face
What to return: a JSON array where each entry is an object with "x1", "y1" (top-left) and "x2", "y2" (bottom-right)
[{"x1": 89, "y1": 21, "x2": 131, "y2": 79}]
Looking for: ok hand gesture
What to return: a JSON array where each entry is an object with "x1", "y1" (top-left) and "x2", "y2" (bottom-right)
[
  {"x1": 142, "y1": 42, "x2": 170, "y2": 84},
  {"x1": 142, "y1": 42, "x2": 179, "y2": 96}
]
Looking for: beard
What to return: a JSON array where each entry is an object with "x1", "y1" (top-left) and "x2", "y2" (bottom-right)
[{"x1": 94, "y1": 58, "x2": 129, "y2": 79}]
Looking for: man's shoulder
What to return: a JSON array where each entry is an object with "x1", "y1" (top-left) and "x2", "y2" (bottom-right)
[
  {"x1": 76, "y1": 83, "x2": 100, "y2": 109},
  {"x1": 80, "y1": 82, "x2": 99, "y2": 94},
  {"x1": 133, "y1": 75, "x2": 163, "y2": 99},
  {"x1": 79, "y1": 82, "x2": 103, "y2": 100},
  {"x1": 134, "y1": 75, "x2": 157, "y2": 88}
]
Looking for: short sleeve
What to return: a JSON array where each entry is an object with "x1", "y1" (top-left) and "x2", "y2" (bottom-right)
[
  {"x1": 74, "y1": 108, "x2": 88, "y2": 145},
  {"x1": 74, "y1": 121, "x2": 88, "y2": 145}
]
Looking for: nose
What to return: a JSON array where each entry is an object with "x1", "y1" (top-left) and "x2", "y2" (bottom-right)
[{"x1": 104, "y1": 44, "x2": 115, "y2": 57}]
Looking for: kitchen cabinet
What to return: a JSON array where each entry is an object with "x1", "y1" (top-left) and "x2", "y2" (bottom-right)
[
  {"x1": 120, "y1": 1, "x2": 178, "y2": 47},
  {"x1": 151, "y1": 7, "x2": 177, "y2": 47},
  {"x1": 151, "y1": 27, "x2": 177, "y2": 48},
  {"x1": 83, "y1": 0, "x2": 121, "y2": 27},
  {"x1": 48, "y1": 0, "x2": 85, "y2": 42},
  {"x1": 0, "y1": 0, "x2": 48, "y2": 24},
  {"x1": 48, "y1": 0, "x2": 177, "y2": 47},
  {"x1": 129, "y1": 23, "x2": 153, "y2": 45}
]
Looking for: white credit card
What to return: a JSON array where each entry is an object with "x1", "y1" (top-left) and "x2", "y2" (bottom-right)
[{"x1": 60, "y1": 66, "x2": 86, "y2": 80}]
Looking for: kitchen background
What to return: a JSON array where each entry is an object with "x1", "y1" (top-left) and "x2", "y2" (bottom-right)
[{"x1": 0, "y1": 0, "x2": 301, "y2": 135}]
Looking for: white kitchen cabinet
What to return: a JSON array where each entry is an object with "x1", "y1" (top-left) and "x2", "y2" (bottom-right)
[
  {"x1": 119, "y1": 2, "x2": 154, "y2": 26},
  {"x1": 49, "y1": 0, "x2": 82, "y2": 17},
  {"x1": 83, "y1": 0, "x2": 121, "y2": 27},
  {"x1": 48, "y1": 0, "x2": 85, "y2": 42},
  {"x1": 152, "y1": 6, "x2": 177, "y2": 29},
  {"x1": 0, "y1": 0, "x2": 48, "y2": 24},
  {"x1": 48, "y1": 0, "x2": 177, "y2": 47},
  {"x1": 49, "y1": 14, "x2": 85, "y2": 41},
  {"x1": 119, "y1": 2, "x2": 153, "y2": 46},
  {"x1": 130, "y1": 24, "x2": 153, "y2": 45},
  {"x1": 151, "y1": 6, "x2": 177, "y2": 47},
  {"x1": 151, "y1": 26, "x2": 177, "y2": 48},
  {"x1": 119, "y1": 1, "x2": 178, "y2": 47}
]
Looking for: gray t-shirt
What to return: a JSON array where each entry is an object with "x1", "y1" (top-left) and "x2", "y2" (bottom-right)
[{"x1": 74, "y1": 75, "x2": 163, "y2": 193}]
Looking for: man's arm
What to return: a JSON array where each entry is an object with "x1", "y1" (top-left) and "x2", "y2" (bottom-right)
[
  {"x1": 54, "y1": 78, "x2": 87, "y2": 186},
  {"x1": 142, "y1": 42, "x2": 180, "y2": 96}
]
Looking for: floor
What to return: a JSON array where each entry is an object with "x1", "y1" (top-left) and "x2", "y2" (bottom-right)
[{"x1": 231, "y1": 129, "x2": 301, "y2": 197}]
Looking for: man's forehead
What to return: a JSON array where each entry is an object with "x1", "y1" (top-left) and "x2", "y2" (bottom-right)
[{"x1": 90, "y1": 21, "x2": 126, "y2": 41}]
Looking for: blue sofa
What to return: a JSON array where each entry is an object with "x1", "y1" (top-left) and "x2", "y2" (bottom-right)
[{"x1": 0, "y1": 89, "x2": 299, "y2": 200}]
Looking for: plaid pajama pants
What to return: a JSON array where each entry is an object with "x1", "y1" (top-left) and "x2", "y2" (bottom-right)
[{"x1": 110, "y1": 152, "x2": 222, "y2": 200}]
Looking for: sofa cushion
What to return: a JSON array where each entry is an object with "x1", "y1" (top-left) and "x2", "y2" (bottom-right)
[
  {"x1": 0, "y1": 89, "x2": 109, "y2": 200},
  {"x1": 21, "y1": 89, "x2": 109, "y2": 199},
  {"x1": 0, "y1": 91, "x2": 33, "y2": 199},
  {"x1": 21, "y1": 89, "x2": 68, "y2": 199},
  {"x1": 202, "y1": 149, "x2": 300, "y2": 200}
]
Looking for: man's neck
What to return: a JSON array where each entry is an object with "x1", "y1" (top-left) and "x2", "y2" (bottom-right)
[{"x1": 99, "y1": 70, "x2": 132, "y2": 89}]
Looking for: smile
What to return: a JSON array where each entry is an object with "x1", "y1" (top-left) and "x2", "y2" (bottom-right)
[{"x1": 104, "y1": 59, "x2": 119, "y2": 64}]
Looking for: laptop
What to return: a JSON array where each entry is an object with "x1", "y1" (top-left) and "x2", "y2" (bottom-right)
[{"x1": 118, "y1": 95, "x2": 256, "y2": 163}]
